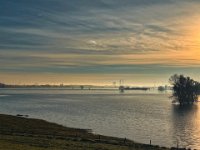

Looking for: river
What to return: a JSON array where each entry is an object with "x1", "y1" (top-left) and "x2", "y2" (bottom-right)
[{"x1": 0, "y1": 88, "x2": 199, "y2": 149}]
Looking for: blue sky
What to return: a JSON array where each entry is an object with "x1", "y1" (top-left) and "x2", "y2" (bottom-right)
[{"x1": 0, "y1": 0, "x2": 200, "y2": 85}]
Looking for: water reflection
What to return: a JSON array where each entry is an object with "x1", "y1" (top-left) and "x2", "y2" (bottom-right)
[
  {"x1": 172, "y1": 104, "x2": 200, "y2": 149},
  {"x1": 1, "y1": 89, "x2": 200, "y2": 149}
]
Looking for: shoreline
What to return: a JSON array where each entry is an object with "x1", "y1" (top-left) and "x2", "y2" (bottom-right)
[{"x1": 0, "y1": 114, "x2": 188, "y2": 150}]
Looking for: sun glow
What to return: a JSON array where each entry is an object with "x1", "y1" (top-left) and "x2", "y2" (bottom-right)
[{"x1": 174, "y1": 18, "x2": 200, "y2": 62}]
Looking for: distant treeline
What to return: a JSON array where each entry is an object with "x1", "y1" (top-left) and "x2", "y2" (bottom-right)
[
  {"x1": 0, "y1": 83, "x2": 116, "y2": 89},
  {"x1": 121, "y1": 86, "x2": 150, "y2": 91},
  {"x1": 0, "y1": 83, "x2": 90, "y2": 88},
  {"x1": 0, "y1": 83, "x2": 153, "y2": 91},
  {"x1": 0, "y1": 83, "x2": 6, "y2": 88}
]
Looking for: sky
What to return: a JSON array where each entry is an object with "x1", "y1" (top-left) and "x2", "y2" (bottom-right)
[{"x1": 0, "y1": 0, "x2": 200, "y2": 86}]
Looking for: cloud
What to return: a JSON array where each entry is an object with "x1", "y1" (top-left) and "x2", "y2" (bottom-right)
[
  {"x1": 1, "y1": 0, "x2": 199, "y2": 54},
  {"x1": 1, "y1": 0, "x2": 200, "y2": 84}
]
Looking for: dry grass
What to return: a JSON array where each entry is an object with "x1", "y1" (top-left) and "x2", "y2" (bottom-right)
[{"x1": 0, "y1": 114, "x2": 180, "y2": 150}]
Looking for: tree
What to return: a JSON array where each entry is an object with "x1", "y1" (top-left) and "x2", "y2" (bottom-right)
[
  {"x1": 158, "y1": 86, "x2": 165, "y2": 91},
  {"x1": 169, "y1": 74, "x2": 199, "y2": 105},
  {"x1": 0, "y1": 83, "x2": 6, "y2": 88},
  {"x1": 80, "y1": 85, "x2": 84, "y2": 90}
]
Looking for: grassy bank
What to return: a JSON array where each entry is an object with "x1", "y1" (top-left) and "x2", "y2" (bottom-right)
[{"x1": 0, "y1": 114, "x2": 184, "y2": 150}]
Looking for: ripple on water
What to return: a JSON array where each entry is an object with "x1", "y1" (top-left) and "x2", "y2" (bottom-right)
[
  {"x1": 0, "y1": 95, "x2": 9, "y2": 97},
  {"x1": 0, "y1": 89, "x2": 200, "y2": 149}
]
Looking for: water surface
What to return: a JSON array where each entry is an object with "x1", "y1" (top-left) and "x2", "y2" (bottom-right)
[{"x1": 0, "y1": 88, "x2": 199, "y2": 149}]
